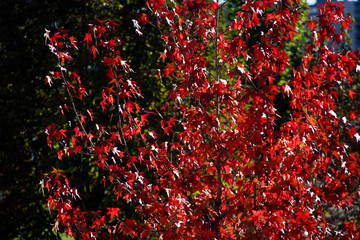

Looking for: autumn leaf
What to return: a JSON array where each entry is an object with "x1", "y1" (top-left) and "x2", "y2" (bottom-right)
[
  {"x1": 349, "y1": 89, "x2": 356, "y2": 99},
  {"x1": 106, "y1": 207, "x2": 120, "y2": 220},
  {"x1": 84, "y1": 33, "x2": 92, "y2": 47},
  {"x1": 307, "y1": 20, "x2": 317, "y2": 31},
  {"x1": 137, "y1": 13, "x2": 149, "y2": 25}
]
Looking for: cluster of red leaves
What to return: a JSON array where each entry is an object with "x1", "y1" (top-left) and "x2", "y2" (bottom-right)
[
  {"x1": 44, "y1": 19, "x2": 152, "y2": 239},
  {"x1": 43, "y1": 0, "x2": 360, "y2": 239}
]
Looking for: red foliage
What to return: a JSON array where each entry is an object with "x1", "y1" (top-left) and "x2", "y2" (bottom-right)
[{"x1": 43, "y1": 0, "x2": 360, "y2": 239}]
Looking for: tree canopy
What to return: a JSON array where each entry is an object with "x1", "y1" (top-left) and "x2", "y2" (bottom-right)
[{"x1": 2, "y1": 0, "x2": 360, "y2": 239}]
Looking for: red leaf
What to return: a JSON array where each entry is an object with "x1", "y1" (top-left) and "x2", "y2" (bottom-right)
[
  {"x1": 163, "y1": 62, "x2": 175, "y2": 77},
  {"x1": 106, "y1": 207, "x2": 120, "y2": 220},
  {"x1": 349, "y1": 89, "x2": 356, "y2": 99},
  {"x1": 137, "y1": 13, "x2": 150, "y2": 25},
  {"x1": 127, "y1": 156, "x2": 137, "y2": 168},
  {"x1": 349, "y1": 111, "x2": 356, "y2": 120},
  {"x1": 69, "y1": 36, "x2": 78, "y2": 49},
  {"x1": 90, "y1": 45, "x2": 98, "y2": 59},
  {"x1": 84, "y1": 33, "x2": 92, "y2": 47},
  {"x1": 307, "y1": 20, "x2": 317, "y2": 32},
  {"x1": 87, "y1": 109, "x2": 93, "y2": 121},
  {"x1": 57, "y1": 150, "x2": 65, "y2": 160},
  {"x1": 91, "y1": 216, "x2": 105, "y2": 230}
]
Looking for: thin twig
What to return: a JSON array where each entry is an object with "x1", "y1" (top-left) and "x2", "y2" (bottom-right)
[{"x1": 60, "y1": 63, "x2": 94, "y2": 148}]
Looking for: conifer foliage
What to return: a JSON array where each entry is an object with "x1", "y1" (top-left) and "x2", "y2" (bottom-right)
[{"x1": 43, "y1": 0, "x2": 360, "y2": 239}]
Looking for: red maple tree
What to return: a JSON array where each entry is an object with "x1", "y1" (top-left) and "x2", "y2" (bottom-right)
[{"x1": 43, "y1": 0, "x2": 360, "y2": 239}]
